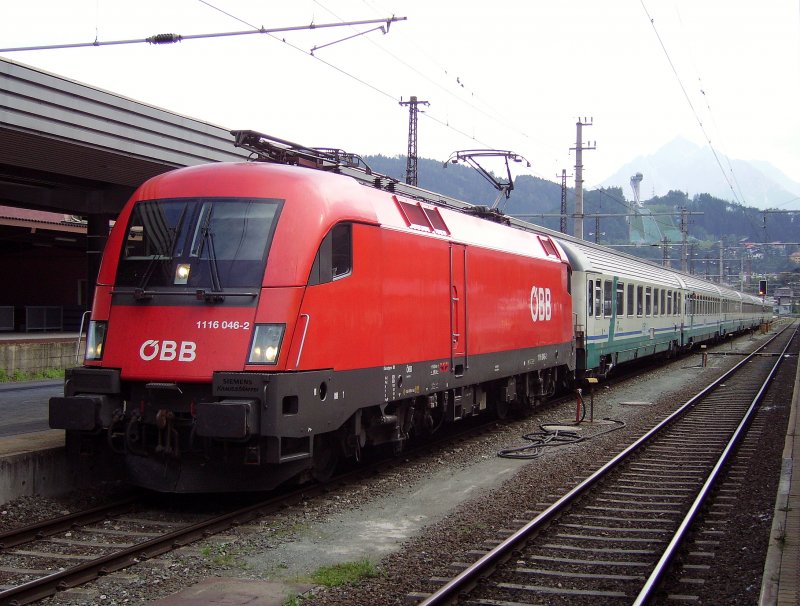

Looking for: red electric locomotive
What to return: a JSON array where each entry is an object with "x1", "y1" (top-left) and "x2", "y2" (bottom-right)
[{"x1": 50, "y1": 132, "x2": 575, "y2": 492}]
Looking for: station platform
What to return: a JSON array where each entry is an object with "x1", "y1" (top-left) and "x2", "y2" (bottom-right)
[
  {"x1": 0, "y1": 429, "x2": 66, "y2": 503},
  {"x1": 760, "y1": 346, "x2": 800, "y2": 605},
  {"x1": 0, "y1": 330, "x2": 74, "y2": 501}
]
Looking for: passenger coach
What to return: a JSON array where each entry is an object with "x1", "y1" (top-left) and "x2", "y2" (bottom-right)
[{"x1": 558, "y1": 239, "x2": 767, "y2": 378}]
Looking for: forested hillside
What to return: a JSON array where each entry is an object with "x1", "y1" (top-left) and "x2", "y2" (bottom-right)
[{"x1": 365, "y1": 154, "x2": 798, "y2": 245}]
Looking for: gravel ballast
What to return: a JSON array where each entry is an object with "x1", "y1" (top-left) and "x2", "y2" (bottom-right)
[{"x1": 0, "y1": 328, "x2": 788, "y2": 605}]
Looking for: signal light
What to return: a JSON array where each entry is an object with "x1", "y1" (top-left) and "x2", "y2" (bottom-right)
[{"x1": 758, "y1": 279, "x2": 767, "y2": 297}]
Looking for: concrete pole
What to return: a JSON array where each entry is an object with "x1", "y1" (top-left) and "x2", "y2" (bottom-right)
[
  {"x1": 571, "y1": 119, "x2": 595, "y2": 240},
  {"x1": 574, "y1": 121, "x2": 584, "y2": 240}
]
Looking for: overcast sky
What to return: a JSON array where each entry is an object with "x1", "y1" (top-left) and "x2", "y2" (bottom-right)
[{"x1": 2, "y1": 0, "x2": 798, "y2": 196}]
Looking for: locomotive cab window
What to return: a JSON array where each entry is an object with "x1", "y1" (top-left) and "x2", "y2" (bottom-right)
[
  {"x1": 116, "y1": 197, "x2": 280, "y2": 290},
  {"x1": 309, "y1": 223, "x2": 353, "y2": 286}
]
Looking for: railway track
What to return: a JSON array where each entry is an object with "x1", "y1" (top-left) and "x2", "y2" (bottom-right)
[
  {"x1": 416, "y1": 322, "x2": 798, "y2": 606},
  {"x1": 0, "y1": 328, "x2": 780, "y2": 605},
  {"x1": 0, "y1": 406, "x2": 512, "y2": 605},
  {"x1": 0, "y1": 489, "x2": 310, "y2": 605}
]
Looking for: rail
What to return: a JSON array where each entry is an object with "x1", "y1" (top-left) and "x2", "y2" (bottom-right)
[
  {"x1": 0, "y1": 406, "x2": 508, "y2": 604},
  {"x1": 633, "y1": 322, "x2": 797, "y2": 604},
  {"x1": 417, "y1": 322, "x2": 796, "y2": 605}
]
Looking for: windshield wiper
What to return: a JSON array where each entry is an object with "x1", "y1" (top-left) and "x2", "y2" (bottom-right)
[
  {"x1": 135, "y1": 205, "x2": 188, "y2": 300},
  {"x1": 196, "y1": 211, "x2": 224, "y2": 303}
]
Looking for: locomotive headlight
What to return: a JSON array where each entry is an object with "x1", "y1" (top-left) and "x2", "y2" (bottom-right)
[
  {"x1": 248, "y1": 324, "x2": 285, "y2": 365},
  {"x1": 85, "y1": 320, "x2": 108, "y2": 361},
  {"x1": 174, "y1": 263, "x2": 191, "y2": 285}
]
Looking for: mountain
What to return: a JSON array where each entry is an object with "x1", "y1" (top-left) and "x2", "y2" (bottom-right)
[{"x1": 597, "y1": 138, "x2": 800, "y2": 210}]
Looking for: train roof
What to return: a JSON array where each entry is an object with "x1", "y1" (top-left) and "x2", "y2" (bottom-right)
[{"x1": 229, "y1": 130, "x2": 759, "y2": 302}]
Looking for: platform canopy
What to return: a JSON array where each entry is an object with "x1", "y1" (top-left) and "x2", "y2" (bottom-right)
[{"x1": 0, "y1": 56, "x2": 248, "y2": 220}]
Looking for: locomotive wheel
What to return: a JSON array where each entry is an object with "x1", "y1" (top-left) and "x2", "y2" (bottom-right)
[
  {"x1": 494, "y1": 398, "x2": 510, "y2": 420},
  {"x1": 312, "y1": 433, "x2": 340, "y2": 483}
]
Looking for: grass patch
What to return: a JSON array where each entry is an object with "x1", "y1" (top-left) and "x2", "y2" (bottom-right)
[
  {"x1": 200, "y1": 543, "x2": 237, "y2": 567},
  {"x1": 0, "y1": 368, "x2": 65, "y2": 383},
  {"x1": 307, "y1": 559, "x2": 379, "y2": 587}
]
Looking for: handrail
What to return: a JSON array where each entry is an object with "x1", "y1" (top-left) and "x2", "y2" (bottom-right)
[
  {"x1": 75, "y1": 310, "x2": 91, "y2": 364},
  {"x1": 295, "y1": 314, "x2": 311, "y2": 369}
]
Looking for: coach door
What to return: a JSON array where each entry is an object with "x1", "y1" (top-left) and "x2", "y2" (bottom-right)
[{"x1": 450, "y1": 243, "x2": 467, "y2": 376}]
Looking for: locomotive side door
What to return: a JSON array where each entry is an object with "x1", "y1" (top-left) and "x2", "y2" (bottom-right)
[{"x1": 450, "y1": 243, "x2": 467, "y2": 376}]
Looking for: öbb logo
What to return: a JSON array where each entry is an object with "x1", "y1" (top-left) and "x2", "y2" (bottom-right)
[
  {"x1": 530, "y1": 286, "x2": 552, "y2": 322},
  {"x1": 139, "y1": 340, "x2": 197, "y2": 362}
]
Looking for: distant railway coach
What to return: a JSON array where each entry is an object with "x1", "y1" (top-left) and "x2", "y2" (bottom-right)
[
  {"x1": 558, "y1": 241, "x2": 766, "y2": 377},
  {"x1": 49, "y1": 131, "x2": 766, "y2": 493}
]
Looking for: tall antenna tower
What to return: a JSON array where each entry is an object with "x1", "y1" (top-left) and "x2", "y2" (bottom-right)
[
  {"x1": 630, "y1": 172, "x2": 643, "y2": 207},
  {"x1": 399, "y1": 96, "x2": 429, "y2": 186}
]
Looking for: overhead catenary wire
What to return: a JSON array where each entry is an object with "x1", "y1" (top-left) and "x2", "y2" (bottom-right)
[
  {"x1": 640, "y1": 0, "x2": 744, "y2": 207},
  {"x1": 673, "y1": 4, "x2": 748, "y2": 207},
  {"x1": 350, "y1": 0, "x2": 566, "y2": 175},
  {"x1": 0, "y1": 16, "x2": 406, "y2": 53},
  {"x1": 199, "y1": 0, "x2": 499, "y2": 151},
  {"x1": 352, "y1": 0, "x2": 546, "y2": 148}
]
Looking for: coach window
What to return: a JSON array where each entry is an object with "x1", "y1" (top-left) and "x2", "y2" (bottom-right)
[
  {"x1": 667, "y1": 290, "x2": 672, "y2": 315},
  {"x1": 627, "y1": 283, "x2": 634, "y2": 316},
  {"x1": 661, "y1": 290, "x2": 666, "y2": 314},
  {"x1": 645, "y1": 287, "x2": 652, "y2": 316},
  {"x1": 603, "y1": 280, "x2": 613, "y2": 317},
  {"x1": 637, "y1": 285, "x2": 643, "y2": 316},
  {"x1": 308, "y1": 223, "x2": 352, "y2": 285},
  {"x1": 587, "y1": 280, "x2": 594, "y2": 316},
  {"x1": 595, "y1": 281, "x2": 602, "y2": 317},
  {"x1": 653, "y1": 288, "x2": 659, "y2": 316},
  {"x1": 617, "y1": 282, "x2": 625, "y2": 316}
]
